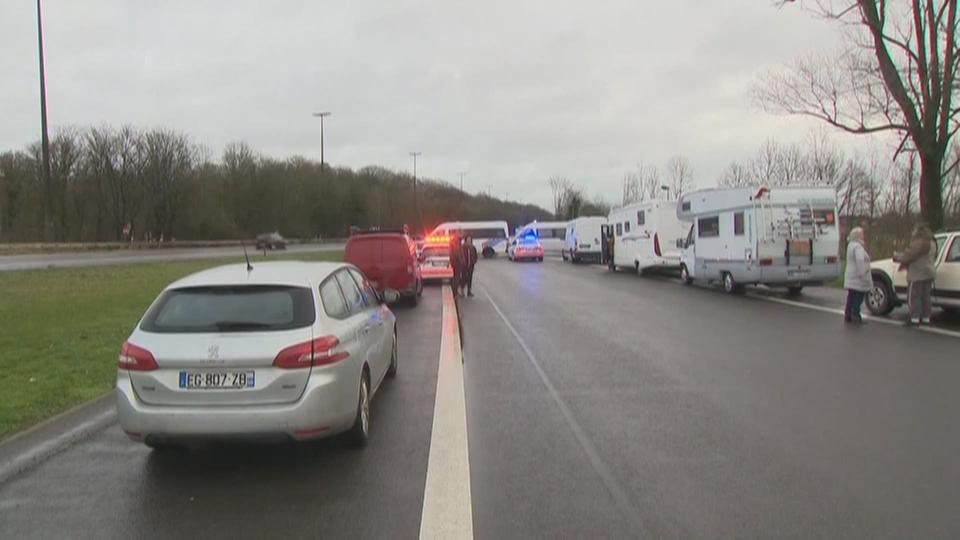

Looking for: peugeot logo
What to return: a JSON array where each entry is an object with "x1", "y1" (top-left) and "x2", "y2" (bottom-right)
[{"x1": 207, "y1": 345, "x2": 220, "y2": 360}]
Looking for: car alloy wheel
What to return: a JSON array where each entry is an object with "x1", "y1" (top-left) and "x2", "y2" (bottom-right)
[
  {"x1": 867, "y1": 280, "x2": 893, "y2": 315},
  {"x1": 722, "y1": 272, "x2": 736, "y2": 294}
]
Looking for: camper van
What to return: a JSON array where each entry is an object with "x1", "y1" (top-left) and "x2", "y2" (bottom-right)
[
  {"x1": 563, "y1": 216, "x2": 606, "y2": 263},
  {"x1": 516, "y1": 221, "x2": 567, "y2": 255},
  {"x1": 676, "y1": 186, "x2": 840, "y2": 294},
  {"x1": 607, "y1": 201, "x2": 686, "y2": 273}
]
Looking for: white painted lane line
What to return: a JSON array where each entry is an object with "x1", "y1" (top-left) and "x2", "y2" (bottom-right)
[
  {"x1": 755, "y1": 294, "x2": 960, "y2": 339},
  {"x1": 481, "y1": 287, "x2": 651, "y2": 538},
  {"x1": 419, "y1": 285, "x2": 474, "y2": 540}
]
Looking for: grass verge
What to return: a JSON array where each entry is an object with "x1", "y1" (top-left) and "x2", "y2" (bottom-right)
[{"x1": 0, "y1": 250, "x2": 342, "y2": 441}]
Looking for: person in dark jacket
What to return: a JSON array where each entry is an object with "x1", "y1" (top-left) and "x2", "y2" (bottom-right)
[
  {"x1": 449, "y1": 231, "x2": 463, "y2": 296},
  {"x1": 462, "y1": 235, "x2": 479, "y2": 297}
]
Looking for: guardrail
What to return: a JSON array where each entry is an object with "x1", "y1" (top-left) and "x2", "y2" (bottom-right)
[{"x1": 0, "y1": 239, "x2": 346, "y2": 255}]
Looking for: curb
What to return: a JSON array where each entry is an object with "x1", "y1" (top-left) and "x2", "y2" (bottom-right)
[{"x1": 0, "y1": 392, "x2": 117, "y2": 484}]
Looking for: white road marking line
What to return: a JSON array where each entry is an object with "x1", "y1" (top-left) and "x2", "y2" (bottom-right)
[
  {"x1": 754, "y1": 294, "x2": 960, "y2": 339},
  {"x1": 419, "y1": 285, "x2": 474, "y2": 540},
  {"x1": 481, "y1": 287, "x2": 650, "y2": 538}
]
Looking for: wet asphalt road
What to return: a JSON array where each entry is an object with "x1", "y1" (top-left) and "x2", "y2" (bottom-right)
[
  {"x1": 2, "y1": 258, "x2": 958, "y2": 538},
  {"x1": 0, "y1": 244, "x2": 344, "y2": 272},
  {"x1": 463, "y1": 258, "x2": 958, "y2": 538}
]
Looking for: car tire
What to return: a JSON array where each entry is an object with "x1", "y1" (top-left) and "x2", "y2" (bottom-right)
[
  {"x1": 867, "y1": 276, "x2": 895, "y2": 315},
  {"x1": 387, "y1": 329, "x2": 398, "y2": 378},
  {"x1": 561, "y1": 250, "x2": 568, "y2": 261},
  {"x1": 786, "y1": 286, "x2": 803, "y2": 296},
  {"x1": 721, "y1": 272, "x2": 740, "y2": 294},
  {"x1": 680, "y1": 264, "x2": 693, "y2": 285},
  {"x1": 348, "y1": 372, "x2": 370, "y2": 447},
  {"x1": 482, "y1": 247, "x2": 495, "y2": 258}
]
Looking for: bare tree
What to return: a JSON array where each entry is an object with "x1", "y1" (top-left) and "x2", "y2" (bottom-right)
[
  {"x1": 758, "y1": 0, "x2": 959, "y2": 229},
  {"x1": 665, "y1": 155, "x2": 694, "y2": 199},
  {"x1": 718, "y1": 161, "x2": 754, "y2": 187},
  {"x1": 642, "y1": 164, "x2": 662, "y2": 200},
  {"x1": 548, "y1": 176, "x2": 572, "y2": 217}
]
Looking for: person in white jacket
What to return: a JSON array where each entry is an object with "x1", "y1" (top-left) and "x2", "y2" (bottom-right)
[{"x1": 843, "y1": 227, "x2": 872, "y2": 324}]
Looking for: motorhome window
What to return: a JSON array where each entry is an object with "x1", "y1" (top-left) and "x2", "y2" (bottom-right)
[
  {"x1": 698, "y1": 216, "x2": 719, "y2": 238},
  {"x1": 637, "y1": 211, "x2": 645, "y2": 226},
  {"x1": 686, "y1": 225, "x2": 695, "y2": 246},
  {"x1": 734, "y1": 212, "x2": 745, "y2": 236},
  {"x1": 624, "y1": 221, "x2": 631, "y2": 233},
  {"x1": 681, "y1": 201, "x2": 691, "y2": 211},
  {"x1": 616, "y1": 223, "x2": 622, "y2": 236}
]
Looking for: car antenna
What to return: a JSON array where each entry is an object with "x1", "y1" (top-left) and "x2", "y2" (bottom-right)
[{"x1": 241, "y1": 241, "x2": 253, "y2": 272}]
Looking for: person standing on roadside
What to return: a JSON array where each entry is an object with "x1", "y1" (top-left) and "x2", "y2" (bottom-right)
[
  {"x1": 449, "y1": 231, "x2": 463, "y2": 296},
  {"x1": 895, "y1": 223, "x2": 936, "y2": 325},
  {"x1": 462, "y1": 235, "x2": 479, "y2": 297},
  {"x1": 843, "y1": 227, "x2": 871, "y2": 324}
]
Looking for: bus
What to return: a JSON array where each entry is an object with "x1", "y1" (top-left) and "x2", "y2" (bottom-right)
[{"x1": 429, "y1": 220, "x2": 511, "y2": 258}]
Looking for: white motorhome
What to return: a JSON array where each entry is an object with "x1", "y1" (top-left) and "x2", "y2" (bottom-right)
[
  {"x1": 429, "y1": 220, "x2": 510, "y2": 258},
  {"x1": 516, "y1": 221, "x2": 568, "y2": 255},
  {"x1": 676, "y1": 186, "x2": 840, "y2": 294},
  {"x1": 607, "y1": 201, "x2": 686, "y2": 273},
  {"x1": 563, "y1": 216, "x2": 606, "y2": 263}
]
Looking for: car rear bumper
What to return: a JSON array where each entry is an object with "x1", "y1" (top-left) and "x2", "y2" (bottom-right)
[
  {"x1": 116, "y1": 364, "x2": 360, "y2": 443},
  {"x1": 421, "y1": 266, "x2": 453, "y2": 281}
]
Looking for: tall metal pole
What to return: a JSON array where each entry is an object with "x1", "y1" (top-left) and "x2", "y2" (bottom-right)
[
  {"x1": 36, "y1": 0, "x2": 52, "y2": 241},
  {"x1": 312, "y1": 112, "x2": 331, "y2": 170},
  {"x1": 458, "y1": 172, "x2": 466, "y2": 192}
]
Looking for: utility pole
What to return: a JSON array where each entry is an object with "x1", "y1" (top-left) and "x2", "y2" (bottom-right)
[
  {"x1": 312, "y1": 111, "x2": 331, "y2": 170},
  {"x1": 410, "y1": 152, "x2": 422, "y2": 232},
  {"x1": 458, "y1": 172, "x2": 467, "y2": 193},
  {"x1": 36, "y1": 0, "x2": 52, "y2": 241}
]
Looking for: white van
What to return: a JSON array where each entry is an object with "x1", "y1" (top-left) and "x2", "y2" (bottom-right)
[
  {"x1": 429, "y1": 220, "x2": 510, "y2": 258},
  {"x1": 607, "y1": 201, "x2": 686, "y2": 273},
  {"x1": 563, "y1": 217, "x2": 606, "y2": 263},
  {"x1": 516, "y1": 221, "x2": 568, "y2": 256},
  {"x1": 676, "y1": 186, "x2": 840, "y2": 294}
]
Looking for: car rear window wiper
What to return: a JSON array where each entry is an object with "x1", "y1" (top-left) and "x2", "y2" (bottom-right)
[{"x1": 214, "y1": 321, "x2": 275, "y2": 331}]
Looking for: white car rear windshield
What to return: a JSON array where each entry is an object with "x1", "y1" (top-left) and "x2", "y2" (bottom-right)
[{"x1": 141, "y1": 285, "x2": 315, "y2": 333}]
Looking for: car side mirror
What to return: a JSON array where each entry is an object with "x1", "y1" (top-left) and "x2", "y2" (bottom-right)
[
  {"x1": 382, "y1": 289, "x2": 401, "y2": 304},
  {"x1": 676, "y1": 239, "x2": 685, "y2": 249}
]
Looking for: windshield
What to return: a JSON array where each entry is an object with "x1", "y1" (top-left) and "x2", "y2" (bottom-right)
[{"x1": 140, "y1": 285, "x2": 315, "y2": 333}]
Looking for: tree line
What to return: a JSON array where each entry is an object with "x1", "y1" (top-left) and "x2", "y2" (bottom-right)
[{"x1": 0, "y1": 125, "x2": 553, "y2": 243}]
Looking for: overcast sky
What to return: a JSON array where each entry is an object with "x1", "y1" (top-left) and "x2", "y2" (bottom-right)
[{"x1": 2, "y1": 1, "x2": 864, "y2": 210}]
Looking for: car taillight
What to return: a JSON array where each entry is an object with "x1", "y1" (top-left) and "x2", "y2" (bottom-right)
[
  {"x1": 654, "y1": 233, "x2": 661, "y2": 257},
  {"x1": 759, "y1": 258, "x2": 773, "y2": 266},
  {"x1": 118, "y1": 341, "x2": 158, "y2": 371},
  {"x1": 273, "y1": 336, "x2": 350, "y2": 369}
]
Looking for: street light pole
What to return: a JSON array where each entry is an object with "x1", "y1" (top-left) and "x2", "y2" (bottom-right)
[
  {"x1": 458, "y1": 172, "x2": 466, "y2": 193},
  {"x1": 312, "y1": 112, "x2": 331, "y2": 170},
  {"x1": 36, "y1": 0, "x2": 52, "y2": 241}
]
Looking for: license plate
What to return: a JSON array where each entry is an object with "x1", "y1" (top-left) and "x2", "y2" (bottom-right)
[
  {"x1": 179, "y1": 371, "x2": 255, "y2": 390},
  {"x1": 432, "y1": 261, "x2": 447, "y2": 266},
  {"x1": 788, "y1": 268, "x2": 811, "y2": 277}
]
